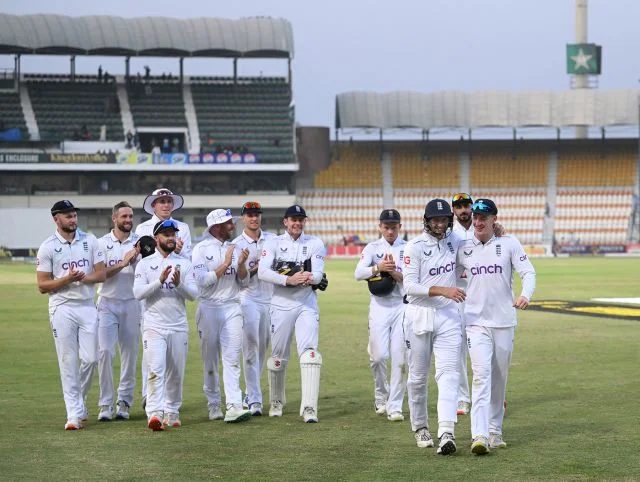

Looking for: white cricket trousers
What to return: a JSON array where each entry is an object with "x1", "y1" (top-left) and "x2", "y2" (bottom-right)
[
  {"x1": 458, "y1": 306, "x2": 470, "y2": 403},
  {"x1": 143, "y1": 327, "x2": 188, "y2": 416},
  {"x1": 368, "y1": 299, "x2": 407, "y2": 414},
  {"x1": 242, "y1": 298, "x2": 271, "y2": 406},
  {"x1": 97, "y1": 297, "x2": 141, "y2": 406},
  {"x1": 270, "y1": 304, "x2": 319, "y2": 362},
  {"x1": 49, "y1": 300, "x2": 98, "y2": 421},
  {"x1": 467, "y1": 325, "x2": 514, "y2": 439},
  {"x1": 196, "y1": 301, "x2": 244, "y2": 408},
  {"x1": 405, "y1": 303, "x2": 461, "y2": 433}
]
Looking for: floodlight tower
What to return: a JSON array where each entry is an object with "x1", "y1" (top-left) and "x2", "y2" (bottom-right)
[{"x1": 574, "y1": 0, "x2": 589, "y2": 138}]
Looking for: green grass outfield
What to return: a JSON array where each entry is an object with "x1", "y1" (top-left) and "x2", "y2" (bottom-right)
[{"x1": 0, "y1": 257, "x2": 638, "y2": 481}]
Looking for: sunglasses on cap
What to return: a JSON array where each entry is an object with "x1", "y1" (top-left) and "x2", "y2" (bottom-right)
[
  {"x1": 472, "y1": 201, "x2": 492, "y2": 213},
  {"x1": 241, "y1": 201, "x2": 262, "y2": 215},
  {"x1": 452, "y1": 193, "x2": 472, "y2": 204},
  {"x1": 153, "y1": 219, "x2": 179, "y2": 235}
]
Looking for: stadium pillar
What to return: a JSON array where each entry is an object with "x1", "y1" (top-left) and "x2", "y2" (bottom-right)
[
  {"x1": 125, "y1": 57, "x2": 130, "y2": 82},
  {"x1": 575, "y1": 0, "x2": 589, "y2": 138},
  {"x1": 335, "y1": 128, "x2": 340, "y2": 160},
  {"x1": 14, "y1": 54, "x2": 20, "y2": 89},
  {"x1": 179, "y1": 58, "x2": 184, "y2": 83},
  {"x1": 233, "y1": 58, "x2": 238, "y2": 83},
  {"x1": 70, "y1": 56, "x2": 75, "y2": 82},
  {"x1": 288, "y1": 58, "x2": 292, "y2": 85}
]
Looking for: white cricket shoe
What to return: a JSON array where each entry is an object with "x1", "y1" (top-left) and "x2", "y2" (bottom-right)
[
  {"x1": 98, "y1": 405, "x2": 113, "y2": 421},
  {"x1": 387, "y1": 411, "x2": 404, "y2": 422},
  {"x1": 269, "y1": 401, "x2": 283, "y2": 418},
  {"x1": 489, "y1": 432, "x2": 507, "y2": 449},
  {"x1": 242, "y1": 394, "x2": 249, "y2": 410},
  {"x1": 374, "y1": 400, "x2": 387, "y2": 415},
  {"x1": 224, "y1": 405, "x2": 251, "y2": 423},
  {"x1": 64, "y1": 419, "x2": 83, "y2": 431},
  {"x1": 115, "y1": 400, "x2": 130, "y2": 420},
  {"x1": 302, "y1": 407, "x2": 318, "y2": 423},
  {"x1": 415, "y1": 428, "x2": 434, "y2": 448},
  {"x1": 471, "y1": 436, "x2": 490, "y2": 455},
  {"x1": 208, "y1": 405, "x2": 224, "y2": 421},
  {"x1": 163, "y1": 412, "x2": 181, "y2": 428},
  {"x1": 437, "y1": 432, "x2": 457, "y2": 455},
  {"x1": 250, "y1": 403, "x2": 263, "y2": 416},
  {"x1": 456, "y1": 401, "x2": 470, "y2": 415}
]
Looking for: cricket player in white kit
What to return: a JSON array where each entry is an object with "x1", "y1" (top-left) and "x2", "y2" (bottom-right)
[
  {"x1": 403, "y1": 199, "x2": 466, "y2": 455},
  {"x1": 36, "y1": 200, "x2": 106, "y2": 430},
  {"x1": 232, "y1": 201, "x2": 276, "y2": 416},
  {"x1": 354, "y1": 209, "x2": 407, "y2": 421},
  {"x1": 135, "y1": 188, "x2": 191, "y2": 410},
  {"x1": 192, "y1": 208, "x2": 252, "y2": 423},
  {"x1": 96, "y1": 201, "x2": 141, "y2": 421},
  {"x1": 456, "y1": 198, "x2": 536, "y2": 455},
  {"x1": 258, "y1": 205, "x2": 325, "y2": 423},
  {"x1": 451, "y1": 192, "x2": 474, "y2": 416},
  {"x1": 133, "y1": 219, "x2": 198, "y2": 431}
]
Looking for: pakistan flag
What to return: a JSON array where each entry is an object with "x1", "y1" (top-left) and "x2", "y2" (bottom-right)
[{"x1": 566, "y1": 43, "x2": 602, "y2": 74}]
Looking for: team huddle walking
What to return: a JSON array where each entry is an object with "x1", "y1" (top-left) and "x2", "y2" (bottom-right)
[
  {"x1": 355, "y1": 194, "x2": 536, "y2": 455},
  {"x1": 37, "y1": 189, "x2": 326, "y2": 432},
  {"x1": 37, "y1": 189, "x2": 535, "y2": 453}
]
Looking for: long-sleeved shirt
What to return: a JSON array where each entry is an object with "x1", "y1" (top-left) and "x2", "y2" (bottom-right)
[
  {"x1": 97, "y1": 230, "x2": 139, "y2": 300},
  {"x1": 37, "y1": 229, "x2": 105, "y2": 308},
  {"x1": 232, "y1": 230, "x2": 276, "y2": 304},
  {"x1": 192, "y1": 234, "x2": 249, "y2": 305},
  {"x1": 456, "y1": 235, "x2": 536, "y2": 328},
  {"x1": 403, "y1": 231, "x2": 464, "y2": 309},
  {"x1": 258, "y1": 231, "x2": 325, "y2": 310},
  {"x1": 135, "y1": 214, "x2": 192, "y2": 260},
  {"x1": 354, "y1": 236, "x2": 405, "y2": 306},
  {"x1": 133, "y1": 251, "x2": 197, "y2": 332}
]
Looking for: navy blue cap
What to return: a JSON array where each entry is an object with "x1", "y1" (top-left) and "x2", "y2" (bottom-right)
[
  {"x1": 424, "y1": 199, "x2": 453, "y2": 219},
  {"x1": 472, "y1": 199, "x2": 498, "y2": 216},
  {"x1": 379, "y1": 209, "x2": 401, "y2": 223},
  {"x1": 284, "y1": 205, "x2": 307, "y2": 218},
  {"x1": 153, "y1": 219, "x2": 180, "y2": 235},
  {"x1": 51, "y1": 200, "x2": 79, "y2": 216}
]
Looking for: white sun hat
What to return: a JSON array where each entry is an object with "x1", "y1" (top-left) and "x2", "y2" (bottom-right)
[{"x1": 143, "y1": 188, "x2": 184, "y2": 215}]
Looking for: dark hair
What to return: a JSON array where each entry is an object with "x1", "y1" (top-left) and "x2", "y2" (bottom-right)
[{"x1": 113, "y1": 201, "x2": 132, "y2": 215}]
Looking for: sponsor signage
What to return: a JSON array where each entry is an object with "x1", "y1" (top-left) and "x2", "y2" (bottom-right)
[
  {"x1": 557, "y1": 244, "x2": 626, "y2": 255},
  {"x1": 49, "y1": 153, "x2": 116, "y2": 163},
  {"x1": 116, "y1": 152, "x2": 258, "y2": 165},
  {"x1": 528, "y1": 300, "x2": 640, "y2": 321}
]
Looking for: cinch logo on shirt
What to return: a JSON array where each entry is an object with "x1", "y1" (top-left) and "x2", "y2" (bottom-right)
[
  {"x1": 428, "y1": 261, "x2": 456, "y2": 276},
  {"x1": 162, "y1": 281, "x2": 176, "y2": 290},
  {"x1": 107, "y1": 259, "x2": 122, "y2": 267},
  {"x1": 470, "y1": 264, "x2": 503, "y2": 275},
  {"x1": 62, "y1": 258, "x2": 90, "y2": 270},
  {"x1": 224, "y1": 266, "x2": 237, "y2": 276}
]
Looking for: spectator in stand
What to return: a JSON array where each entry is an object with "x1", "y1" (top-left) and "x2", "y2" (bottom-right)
[
  {"x1": 162, "y1": 138, "x2": 170, "y2": 154},
  {"x1": 144, "y1": 66, "x2": 150, "y2": 79},
  {"x1": 172, "y1": 137, "x2": 180, "y2": 153},
  {"x1": 126, "y1": 131, "x2": 133, "y2": 149},
  {"x1": 98, "y1": 66, "x2": 103, "y2": 83}
]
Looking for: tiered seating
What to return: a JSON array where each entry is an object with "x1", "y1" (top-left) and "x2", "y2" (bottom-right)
[
  {"x1": 0, "y1": 92, "x2": 28, "y2": 138},
  {"x1": 128, "y1": 82, "x2": 187, "y2": 127},
  {"x1": 27, "y1": 80, "x2": 123, "y2": 141},
  {"x1": 315, "y1": 144, "x2": 382, "y2": 188},
  {"x1": 192, "y1": 79, "x2": 293, "y2": 163},
  {"x1": 555, "y1": 153, "x2": 636, "y2": 243},
  {"x1": 298, "y1": 190, "x2": 384, "y2": 244},
  {"x1": 391, "y1": 143, "x2": 460, "y2": 189},
  {"x1": 470, "y1": 151, "x2": 548, "y2": 188}
]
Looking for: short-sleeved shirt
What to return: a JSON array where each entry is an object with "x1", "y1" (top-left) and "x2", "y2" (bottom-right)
[
  {"x1": 37, "y1": 229, "x2": 105, "y2": 308},
  {"x1": 354, "y1": 236, "x2": 405, "y2": 306},
  {"x1": 232, "y1": 230, "x2": 276, "y2": 304},
  {"x1": 97, "y1": 230, "x2": 139, "y2": 300},
  {"x1": 135, "y1": 214, "x2": 192, "y2": 260}
]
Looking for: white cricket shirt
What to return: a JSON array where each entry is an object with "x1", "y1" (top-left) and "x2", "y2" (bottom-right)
[
  {"x1": 135, "y1": 214, "x2": 192, "y2": 260},
  {"x1": 354, "y1": 236, "x2": 406, "y2": 306},
  {"x1": 192, "y1": 234, "x2": 249, "y2": 305},
  {"x1": 403, "y1": 231, "x2": 464, "y2": 309},
  {"x1": 452, "y1": 221, "x2": 474, "y2": 290},
  {"x1": 456, "y1": 235, "x2": 536, "y2": 328},
  {"x1": 232, "y1": 230, "x2": 276, "y2": 304},
  {"x1": 36, "y1": 229, "x2": 105, "y2": 308},
  {"x1": 97, "y1": 230, "x2": 139, "y2": 300},
  {"x1": 258, "y1": 231, "x2": 325, "y2": 310},
  {"x1": 133, "y1": 251, "x2": 198, "y2": 332}
]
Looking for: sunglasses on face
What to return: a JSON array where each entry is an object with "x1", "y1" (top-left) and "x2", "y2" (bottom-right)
[
  {"x1": 452, "y1": 193, "x2": 472, "y2": 204},
  {"x1": 471, "y1": 201, "x2": 492, "y2": 213}
]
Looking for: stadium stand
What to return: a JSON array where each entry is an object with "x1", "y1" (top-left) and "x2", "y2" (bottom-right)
[
  {"x1": 192, "y1": 78, "x2": 293, "y2": 163},
  {"x1": 27, "y1": 78, "x2": 123, "y2": 141},
  {"x1": 0, "y1": 91, "x2": 27, "y2": 138},
  {"x1": 128, "y1": 80, "x2": 187, "y2": 128}
]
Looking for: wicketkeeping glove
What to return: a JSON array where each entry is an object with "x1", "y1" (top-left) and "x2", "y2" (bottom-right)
[{"x1": 312, "y1": 273, "x2": 329, "y2": 291}]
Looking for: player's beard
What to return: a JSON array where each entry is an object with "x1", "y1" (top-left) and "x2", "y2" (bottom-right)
[
  {"x1": 60, "y1": 224, "x2": 77, "y2": 235},
  {"x1": 456, "y1": 212, "x2": 471, "y2": 223},
  {"x1": 158, "y1": 239, "x2": 176, "y2": 253},
  {"x1": 116, "y1": 220, "x2": 132, "y2": 233}
]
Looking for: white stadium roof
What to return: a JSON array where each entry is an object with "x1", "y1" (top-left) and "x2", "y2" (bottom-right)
[
  {"x1": 335, "y1": 90, "x2": 639, "y2": 129},
  {"x1": 0, "y1": 14, "x2": 294, "y2": 58}
]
